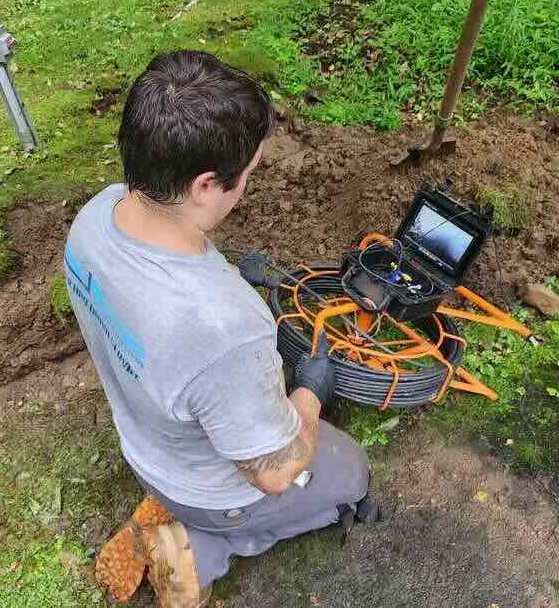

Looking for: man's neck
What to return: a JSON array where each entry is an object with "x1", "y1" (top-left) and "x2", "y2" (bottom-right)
[{"x1": 114, "y1": 191, "x2": 207, "y2": 255}]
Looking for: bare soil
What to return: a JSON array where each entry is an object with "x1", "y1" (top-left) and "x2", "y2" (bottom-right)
[
  {"x1": 2, "y1": 112, "x2": 559, "y2": 607},
  {"x1": 221, "y1": 111, "x2": 559, "y2": 300},
  {"x1": 0, "y1": 201, "x2": 84, "y2": 385},
  {"x1": 224, "y1": 430, "x2": 559, "y2": 608},
  {"x1": 90, "y1": 86, "x2": 126, "y2": 116}
]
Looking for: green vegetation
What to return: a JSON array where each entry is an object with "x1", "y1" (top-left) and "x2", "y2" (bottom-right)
[
  {"x1": 478, "y1": 186, "x2": 534, "y2": 234},
  {"x1": 0, "y1": 538, "x2": 104, "y2": 608},
  {"x1": 343, "y1": 403, "x2": 401, "y2": 447},
  {"x1": 0, "y1": 393, "x2": 142, "y2": 606},
  {"x1": 0, "y1": 229, "x2": 18, "y2": 277},
  {"x1": 545, "y1": 275, "x2": 559, "y2": 295},
  {"x1": 215, "y1": 526, "x2": 344, "y2": 605},
  {"x1": 431, "y1": 307, "x2": 559, "y2": 470},
  {"x1": 50, "y1": 272, "x2": 73, "y2": 320},
  {"x1": 247, "y1": 0, "x2": 559, "y2": 127},
  {"x1": 0, "y1": 0, "x2": 273, "y2": 212},
  {"x1": 2, "y1": 0, "x2": 559, "y2": 214}
]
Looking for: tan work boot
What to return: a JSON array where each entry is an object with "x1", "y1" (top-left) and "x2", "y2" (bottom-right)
[
  {"x1": 143, "y1": 521, "x2": 212, "y2": 608},
  {"x1": 96, "y1": 495, "x2": 174, "y2": 601}
]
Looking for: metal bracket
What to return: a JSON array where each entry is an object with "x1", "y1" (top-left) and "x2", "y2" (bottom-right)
[{"x1": 0, "y1": 26, "x2": 39, "y2": 150}]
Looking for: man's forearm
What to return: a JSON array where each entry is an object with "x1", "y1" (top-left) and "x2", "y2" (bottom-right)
[{"x1": 289, "y1": 387, "x2": 322, "y2": 463}]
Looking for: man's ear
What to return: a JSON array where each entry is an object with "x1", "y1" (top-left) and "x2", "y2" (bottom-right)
[{"x1": 189, "y1": 171, "x2": 220, "y2": 206}]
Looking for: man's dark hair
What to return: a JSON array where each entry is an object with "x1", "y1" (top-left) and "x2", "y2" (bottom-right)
[{"x1": 118, "y1": 51, "x2": 276, "y2": 204}]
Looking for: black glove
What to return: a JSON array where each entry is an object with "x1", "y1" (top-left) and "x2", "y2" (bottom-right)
[
  {"x1": 294, "y1": 332, "x2": 336, "y2": 405},
  {"x1": 238, "y1": 253, "x2": 281, "y2": 289}
]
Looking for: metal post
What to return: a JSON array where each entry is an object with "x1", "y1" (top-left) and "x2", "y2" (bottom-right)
[{"x1": 0, "y1": 27, "x2": 38, "y2": 150}]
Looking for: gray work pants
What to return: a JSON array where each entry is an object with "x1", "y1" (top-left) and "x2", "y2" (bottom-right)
[{"x1": 134, "y1": 420, "x2": 370, "y2": 587}]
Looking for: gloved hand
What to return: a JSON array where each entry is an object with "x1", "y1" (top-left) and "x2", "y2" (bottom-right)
[
  {"x1": 294, "y1": 333, "x2": 336, "y2": 405},
  {"x1": 238, "y1": 253, "x2": 281, "y2": 289}
]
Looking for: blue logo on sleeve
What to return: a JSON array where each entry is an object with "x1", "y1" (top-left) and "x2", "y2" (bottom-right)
[{"x1": 64, "y1": 245, "x2": 145, "y2": 380}]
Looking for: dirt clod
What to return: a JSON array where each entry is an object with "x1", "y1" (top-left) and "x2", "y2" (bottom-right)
[
  {"x1": 521, "y1": 283, "x2": 559, "y2": 317},
  {"x1": 89, "y1": 87, "x2": 125, "y2": 117}
]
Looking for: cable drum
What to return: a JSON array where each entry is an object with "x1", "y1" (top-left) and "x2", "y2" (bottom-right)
[{"x1": 268, "y1": 266, "x2": 465, "y2": 410}]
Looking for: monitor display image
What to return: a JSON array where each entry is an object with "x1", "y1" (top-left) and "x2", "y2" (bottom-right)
[{"x1": 403, "y1": 202, "x2": 475, "y2": 273}]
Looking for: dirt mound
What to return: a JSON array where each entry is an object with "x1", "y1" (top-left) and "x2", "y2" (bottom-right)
[
  {"x1": 220, "y1": 111, "x2": 559, "y2": 303},
  {"x1": 0, "y1": 201, "x2": 84, "y2": 384},
  {"x1": 2, "y1": 112, "x2": 559, "y2": 386}
]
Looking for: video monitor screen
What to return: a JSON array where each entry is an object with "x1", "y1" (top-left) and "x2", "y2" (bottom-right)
[{"x1": 402, "y1": 202, "x2": 475, "y2": 273}]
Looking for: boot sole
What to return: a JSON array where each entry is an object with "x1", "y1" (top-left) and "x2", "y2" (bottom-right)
[
  {"x1": 95, "y1": 523, "x2": 146, "y2": 601},
  {"x1": 145, "y1": 522, "x2": 212, "y2": 608}
]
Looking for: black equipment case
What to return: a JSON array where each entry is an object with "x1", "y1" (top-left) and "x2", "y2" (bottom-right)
[{"x1": 342, "y1": 184, "x2": 492, "y2": 322}]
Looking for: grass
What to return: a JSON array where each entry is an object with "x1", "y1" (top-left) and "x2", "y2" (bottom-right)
[
  {"x1": 545, "y1": 275, "x2": 559, "y2": 295},
  {"x1": 0, "y1": 229, "x2": 19, "y2": 277},
  {"x1": 50, "y1": 272, "x2": 73, "y2": 320},
  {"x1": 0, "y1": 391, "x2": 142, "y2": 607},
  {"x1": 428, "y1": 306, "x2": 559, "y2": 471},
  {"x1": 0, "y1": 0, "x2": 275, "y2": 213},
  {"x1": 2, "y1": 0, "x2": 558, "y2": 222},
  {"x1": 245, "y1": 0, "x2": 559, "y2": 127},
  {"x1": 478, "y1": 186, "x2": 534, "y2": 234},
  {"x1": 343, "y1": 405, "x2": 401, "y2": 447},
  {"x1": 0, "y1": 537, "x2": 104, "y2": 608},
  {"x1": 213, "y1": 526, "x2": 345, "y2": 605}
]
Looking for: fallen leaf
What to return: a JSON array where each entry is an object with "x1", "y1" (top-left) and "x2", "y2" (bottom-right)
[
  {"x1": 377, "y1": 416, "x2": 400, "y2": 432},
  {"x1": 3, "y1": 561, "x2": 20, "y2": 575},
  {"x1": 473, "y1": 490, "x2": 488, "y2": 502},
  {"x1": 91, "y1": 589, "x2": 104, "y2": 603}
]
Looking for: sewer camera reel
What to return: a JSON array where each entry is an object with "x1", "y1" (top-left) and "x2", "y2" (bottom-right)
[
  {"x1": 266, "y1": 184, "x2": 537, "y2": 410},
  {"x1": 0, "y1": 26, "x2": 39, "y2": 150}
]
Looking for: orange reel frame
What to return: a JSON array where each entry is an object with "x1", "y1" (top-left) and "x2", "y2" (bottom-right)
[{"x1": 275, "y1": 233, "x2": 533, "y2": 409}]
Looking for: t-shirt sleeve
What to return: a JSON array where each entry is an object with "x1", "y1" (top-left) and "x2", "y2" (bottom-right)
[{"x1": 176, "y1": 339, "x2": 302, "y2": 461}]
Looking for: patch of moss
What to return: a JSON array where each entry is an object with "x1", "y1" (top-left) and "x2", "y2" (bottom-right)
[
  {"x1": 212, "y1": 559, "x2": 243, "y2": 602},
  {"x1": 478, "y1": 186, "x2": 534, "y2": 234},
  {"x1": 0, "y1": 231, "x2": 18, "y2": 277},
  {"x1": 50, "y1": 272, "x2": 73, "y2": 320},
  {"x1": 0, "y1": 537, "x2": 104, "y2": 608}
]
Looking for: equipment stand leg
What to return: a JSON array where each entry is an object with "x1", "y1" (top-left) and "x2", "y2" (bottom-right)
[{"x1": 0, "y1": 63, "x2": 38, "y2": 150}]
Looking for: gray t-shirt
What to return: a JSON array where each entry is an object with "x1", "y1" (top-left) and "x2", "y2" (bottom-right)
[{"x1": 64, "y1": 184, "x2": 301, "y2": 509}]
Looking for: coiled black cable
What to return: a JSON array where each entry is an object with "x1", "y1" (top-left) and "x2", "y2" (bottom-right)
[{"x1": 268, "y1": 266, "x2": 464, "y2": 410}]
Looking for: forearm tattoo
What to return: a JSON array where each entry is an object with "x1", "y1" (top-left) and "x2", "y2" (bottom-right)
[{"x1": 235, "y1": 435, "x2": 309, "y2": 478}]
